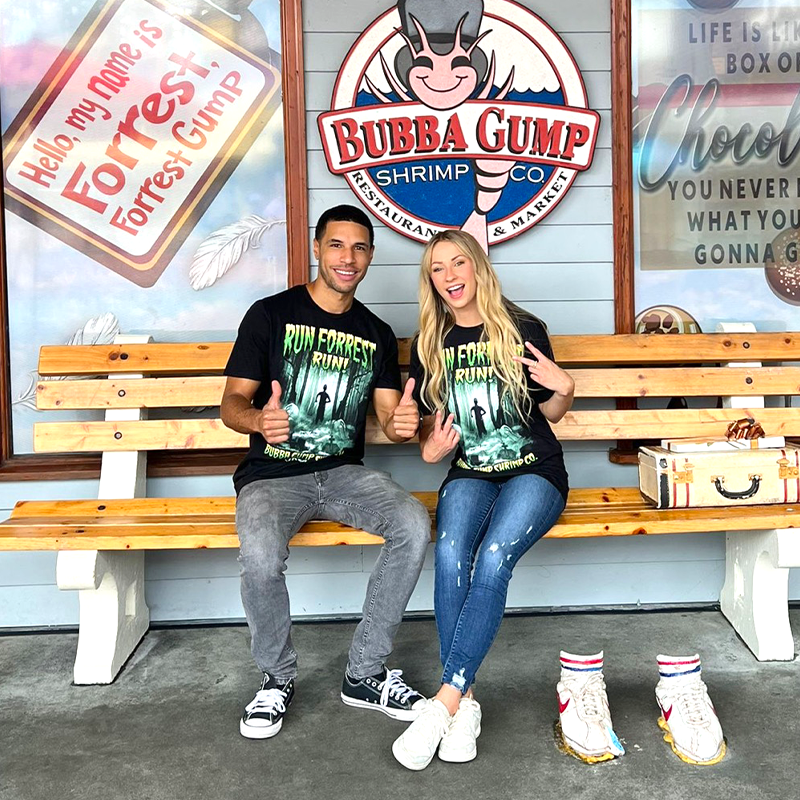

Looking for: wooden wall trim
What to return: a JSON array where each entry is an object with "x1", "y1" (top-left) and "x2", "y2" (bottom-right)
[
  {"x1": 0, "y1": 185, "x2": 11, "y2": 473},
  {"x1": 611, "y1": 0, "x2": 635, "y2": 334},
  {"x1": 281, "y1": 0, "x2": 309, "y2": 288}
]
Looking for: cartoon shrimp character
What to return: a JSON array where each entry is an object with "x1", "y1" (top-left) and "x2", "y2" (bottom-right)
[{"x1": 364, "y1": 0, "x2": 515, "y2": 252}]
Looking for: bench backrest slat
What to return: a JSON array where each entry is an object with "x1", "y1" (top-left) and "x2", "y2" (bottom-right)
[
  {"x1": 38, "y1": 333, "x2": 800, "y2": 377},
  {"x1": 34, "y1": 419, "x2": 247, "y2": 452},
  {"x1": 33, "y1": 416, "x2": 397, "y2": 452},
  {"x1": 37, "y1": 366, "x2": 800, "y2": 410},
  {"x1": 554, "y1": 407, "x2": 800, "y2": 440},
  {"x1": 32, "y1": 333, "x2": 800, "y2": 456},
  {"x1": 36, "y1": 377, "x2": 227, "y2": 409},
  {"x1": 32, "y1": 407, "x2": 800, "y2": 452},
  {"x1": 550, "y1": 333, "x2": 800, "y2": 364},
  {"x1": 571, "y1": 366, "x2": 800, "y2": 398},
  {"x1": 38, "y1": 343, "x2": 233, "y2": 377}
]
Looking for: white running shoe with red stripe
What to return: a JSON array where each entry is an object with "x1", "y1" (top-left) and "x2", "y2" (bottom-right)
[
  {"x1": 556, "y1": 650, "x2": 625, "y2": 763},
  {"x1": 655, "y1": 654, "x2": 725, "y2": 765}
]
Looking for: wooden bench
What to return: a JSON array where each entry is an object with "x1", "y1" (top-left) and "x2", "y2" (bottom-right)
[{"x1": 3, "y1": 326, "x2": 800, "y2": 683}]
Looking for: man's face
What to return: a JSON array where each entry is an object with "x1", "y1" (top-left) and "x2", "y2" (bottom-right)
[{"x1": 313, "y1": 221, "x2": 374, "y2": 296}]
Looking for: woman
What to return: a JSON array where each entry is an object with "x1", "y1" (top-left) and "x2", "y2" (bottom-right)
[{"x1": 392, "y1": 230, "x2": 574, "y2": 770}]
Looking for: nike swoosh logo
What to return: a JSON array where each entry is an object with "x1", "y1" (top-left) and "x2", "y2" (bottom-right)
[
  {"x1": 662, "y1": 704, "x2": 673, "y2": 721},
  {"x1": 559, "y1": 697, "x2": 570, "y2": 713}
]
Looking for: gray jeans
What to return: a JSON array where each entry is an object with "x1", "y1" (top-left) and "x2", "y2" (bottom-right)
[{"x1": 236, "y1": 464, "x2": 431, "y2": 682}]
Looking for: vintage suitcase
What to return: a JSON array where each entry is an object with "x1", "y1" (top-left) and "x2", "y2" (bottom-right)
[{"x1": 638, "y1": 444, "x2": 800, "y2": 509}]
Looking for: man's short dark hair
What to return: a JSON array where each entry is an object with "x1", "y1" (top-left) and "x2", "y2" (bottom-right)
[{"x1": 314, "y1": 204, "x2": 374, "y2": 247}]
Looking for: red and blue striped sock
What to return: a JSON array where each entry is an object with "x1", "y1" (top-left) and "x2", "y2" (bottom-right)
[
  {"x1": 560, "y1": 650, "x2": 604, "y2": 676},
  {"x1": 657, "y1": 653, "x2": 701, "y2": 679}
]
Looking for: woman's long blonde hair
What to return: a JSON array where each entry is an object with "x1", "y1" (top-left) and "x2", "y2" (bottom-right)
[{"x1": 416, "y1": 230, "x2": 532, "y2": 419}]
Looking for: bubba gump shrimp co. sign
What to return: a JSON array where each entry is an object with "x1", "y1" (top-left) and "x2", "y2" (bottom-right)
[{"x1": 318, "y1": 0, "x2": 600, "y2": 250}]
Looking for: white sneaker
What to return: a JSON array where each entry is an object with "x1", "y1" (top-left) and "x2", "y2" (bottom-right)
[
  {"x1": 556, "y1": 651, "x2": 624, "y2": 763},
  {"x1": 656, "y1": 654, "x2": 725, "y2": 765},
  {"x1": 438, "y1": 697, "x2": 482, "y2": 763},
  {"x1": 392, "y1": 699, "x2": 452, "y2": 771}
]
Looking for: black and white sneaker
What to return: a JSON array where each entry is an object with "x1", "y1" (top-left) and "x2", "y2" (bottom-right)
[
  {"x1": 341, "y1": 667, "x2": 426, "y2": 721},
  {"x1": 240, "y1": 673, "x2": 294, "y2": 739}
]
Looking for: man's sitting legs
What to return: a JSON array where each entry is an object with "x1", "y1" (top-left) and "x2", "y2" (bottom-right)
[
  {"x1": 236, "y1": 475, "x2": 319, "y2": 738},
  {"x1": 235, "y1": 466, "x2": 432, "y2": 735},
  {"x1": 314, "y1": 465, "x2": 431, "y2": 719}
]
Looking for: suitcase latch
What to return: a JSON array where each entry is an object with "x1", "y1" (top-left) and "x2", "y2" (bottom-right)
[
  {"x1": 673, "y1": 463, "x2": 694, "y2": 484},
  {"x1": 777, "y1": 457, "x2": 799, "y2": 479}
]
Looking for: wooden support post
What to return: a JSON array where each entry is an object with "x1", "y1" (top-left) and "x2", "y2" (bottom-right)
[{"x1": 717, "y1": 322, "x2": 764, "y2": 410}]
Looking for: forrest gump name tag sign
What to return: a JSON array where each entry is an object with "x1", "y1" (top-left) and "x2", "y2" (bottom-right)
[{"x1": 2, "y1": 0, "x2": 279, "y2": 286}]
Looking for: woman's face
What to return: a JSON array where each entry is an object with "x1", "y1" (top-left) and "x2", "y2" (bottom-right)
[{"x1": 429, "y1": 240, "x2": 479, "y2": 318}]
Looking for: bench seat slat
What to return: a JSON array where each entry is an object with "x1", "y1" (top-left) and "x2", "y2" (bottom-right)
[
  {"x1": 5, "y1": 488, "x2": 637, "y2": 519},
  {"x1": 4, "y1": 491, "x2": 800, "y2": 550}
]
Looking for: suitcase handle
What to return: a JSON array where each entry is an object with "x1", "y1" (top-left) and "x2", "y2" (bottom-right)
[{"x1": 713, "y1": 475, "x2": 761, "y2": 500}]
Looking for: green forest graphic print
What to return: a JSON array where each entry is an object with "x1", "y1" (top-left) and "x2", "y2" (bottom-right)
[
  {"x1": 268, "y1": 323, "x2": 377, "y2": 463},
  {"x1": 446, "y1": 341, "x2": 537, "y2": 474}
]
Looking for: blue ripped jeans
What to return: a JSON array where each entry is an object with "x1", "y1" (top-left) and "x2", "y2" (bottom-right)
[{"x1": 435, "y1": 474, "x2": 565, "y2": 693}]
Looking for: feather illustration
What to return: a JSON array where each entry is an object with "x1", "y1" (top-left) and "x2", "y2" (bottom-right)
[
  {"x1": 67, "y1": 312, "x2": 120, "y2": 346},
  {"x1": 12, "y1": 371, "x2": 39, "y2": 410},
  {"x1": 189, "y1": 215, "x2": 286, "y2": 290},
  {"x1": 12, "y1": 313, "x2": 121, "y2": 408}
]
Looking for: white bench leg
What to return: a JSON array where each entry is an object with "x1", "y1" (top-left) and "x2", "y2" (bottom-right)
[
  {"x1": 56, "y1": 333, "x2": 153, "y2": 684},
  {"x1": 720, "y1": 529, "x2": 795, "y2": 661},
  {"x1": 57, "y1": 550, "x2": 150, "y2": 684}
]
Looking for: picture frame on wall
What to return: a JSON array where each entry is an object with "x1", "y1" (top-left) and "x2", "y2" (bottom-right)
[
  {"x1": 0, "y1": 0, "x2": 308, "y2": 478},
  {"x1": 629, "y1": 0, "x2": 800, "y2": 334}
]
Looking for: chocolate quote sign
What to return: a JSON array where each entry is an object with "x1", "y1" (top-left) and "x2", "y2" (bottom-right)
[
  {"x1": 634, "y1": 2, "x2": 800, "y2": 302},
  {"x1": 2, "y1": 0, "x2": 280, "y2": 286}
]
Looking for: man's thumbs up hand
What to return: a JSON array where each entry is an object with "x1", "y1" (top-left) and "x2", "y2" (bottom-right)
[
  {"x1": 260, "y1": 380, "x2": 290, "y2": 444},
  {"x1": 392, "y1": 378, "x2": 420, "y2": 439},
  {"x1": 266, "y1": 380, "x2": 283, "y2": 410},
  {"x1": 399, "y1": 377, "x2": 415, "y2": 405}
]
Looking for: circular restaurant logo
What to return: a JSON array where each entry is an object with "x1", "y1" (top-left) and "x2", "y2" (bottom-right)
[{"x1": 318, "y1": 0, "x2": 600, "y2": 249}]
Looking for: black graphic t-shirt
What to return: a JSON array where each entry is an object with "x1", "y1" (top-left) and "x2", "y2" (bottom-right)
[
  {"x1": 410, "y1": 316, "x2": 568, "y2": 500},
  {"x1": 225, "y1": 285, "x2": 401, "y2": 492}
]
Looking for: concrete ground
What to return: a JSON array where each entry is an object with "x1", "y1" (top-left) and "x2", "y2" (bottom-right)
[{"x1": 2, "y1": 609, "x2": 798, "y2": 800}]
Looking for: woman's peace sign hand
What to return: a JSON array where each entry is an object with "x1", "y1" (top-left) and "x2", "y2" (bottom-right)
[{"x1": 513, "y1": 342, "x2": 575, "y2": 397}]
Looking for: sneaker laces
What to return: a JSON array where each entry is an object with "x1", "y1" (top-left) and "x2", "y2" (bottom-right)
[
  {"x1": 245, "y1": 687, "x2": 287, "y2": 716},
  {"x1": 676, "y1": 683, "x2": 713, "y2": 726},
  {"x1": 449, "y1": 699, "x2": 480, "y2": 735},
  {"x1": 408, "y1": 702, "x2": 450, "y2": 746},
  {"x1": 575, "y1": 673, "x2": 609, "y2": 720},
  {"x1": 379, "y1": 669, "x2": 417, "y2": 706}
]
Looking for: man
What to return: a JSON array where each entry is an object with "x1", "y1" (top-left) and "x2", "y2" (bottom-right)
[
  {"x1": 471, "y1": 398, "x2": 487, "y2": 437},
  {"x1": 221, "y1": 204, "x2": 431, "y2": 739},
  {"x1": 314, "y1": 384, "x2": 331, "y2": 423}
]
